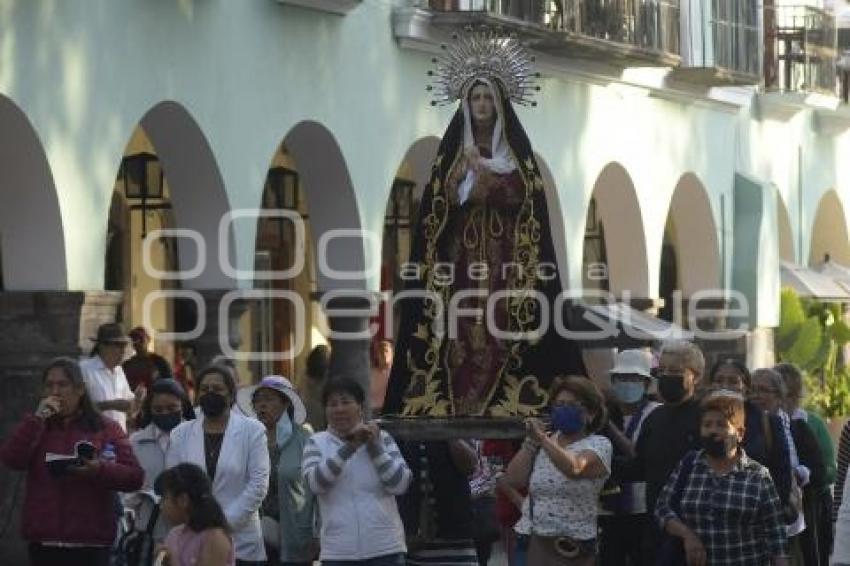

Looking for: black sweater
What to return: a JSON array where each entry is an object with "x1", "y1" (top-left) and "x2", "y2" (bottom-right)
[{"x1": 635, "y1": 398, "x2": 701, "y2": 514}]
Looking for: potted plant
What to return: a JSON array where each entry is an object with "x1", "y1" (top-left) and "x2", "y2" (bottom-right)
[{"x1": 776, "y1": 288, "x2": 850, "y2": 444}]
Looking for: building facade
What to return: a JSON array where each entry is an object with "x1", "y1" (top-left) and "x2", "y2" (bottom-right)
[{"x1": 1, "y1": 0, "x2": 850, "y2": 557}]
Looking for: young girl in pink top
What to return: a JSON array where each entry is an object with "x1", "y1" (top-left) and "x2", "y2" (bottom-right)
[{"x1": 155, "y1": 463, "x2": 235, "y2": 566}]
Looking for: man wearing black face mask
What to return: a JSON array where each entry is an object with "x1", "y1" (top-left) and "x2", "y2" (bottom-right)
[{"x1": 633, "y1": 340, "x2": 704, "y2": 564}]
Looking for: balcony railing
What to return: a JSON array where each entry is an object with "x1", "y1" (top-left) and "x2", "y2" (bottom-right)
[
  {"x1": 421, "y1": 0, "x2": 680, "y2": 65},
  {"x1": 765, "y1": 4, "x2": 838, "y2": 96},
  {"x1": 275, "y1": 0, "x2": 361, "y2": 14},
  {"x1": 559, "y1": 0, "x2": 680, "y2": 54}
]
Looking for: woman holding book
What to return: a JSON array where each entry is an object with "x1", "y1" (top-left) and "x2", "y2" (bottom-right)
[{"x1": 0, "y1": 357, "x2": 143, "y2": 566}]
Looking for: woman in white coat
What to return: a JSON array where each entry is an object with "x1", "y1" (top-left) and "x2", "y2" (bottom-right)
[{"x1": 167, "y1": 364, "x2": 270, "y2": 565}]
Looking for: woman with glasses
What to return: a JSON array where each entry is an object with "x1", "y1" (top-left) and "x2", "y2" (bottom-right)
[
  {"x1": 751, "y1": 368, "x2": 825, "y2": 565},
  {"x1": 503, "y1": 376, "x2": 612, "y2": 565}
]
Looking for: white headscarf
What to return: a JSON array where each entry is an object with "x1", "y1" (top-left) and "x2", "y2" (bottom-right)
[{"x1": 457, "y1": 78, "x2": 517, "y2": 205}]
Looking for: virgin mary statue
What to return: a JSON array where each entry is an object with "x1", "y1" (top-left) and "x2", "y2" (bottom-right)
[{"x1": 383, "y1": 30, "x2": 585, "y2": 417}]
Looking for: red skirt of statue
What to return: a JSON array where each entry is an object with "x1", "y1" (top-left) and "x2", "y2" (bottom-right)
[{"x1": 444, "y1": 166, "x2": 524, "y2": 415}]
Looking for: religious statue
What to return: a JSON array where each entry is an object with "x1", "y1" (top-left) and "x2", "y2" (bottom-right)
[{"x1": 383, "y1": 28, "x2": 585, "y2": 418}]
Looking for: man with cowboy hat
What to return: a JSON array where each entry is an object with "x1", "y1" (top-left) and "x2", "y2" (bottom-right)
[{"x1": 80, "y1": 322, "x2": 136, "y2": 432}]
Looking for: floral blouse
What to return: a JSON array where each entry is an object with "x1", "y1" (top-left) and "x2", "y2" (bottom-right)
[{"x1": 514, "y1": 434, "x2": 612, "y2": 540}]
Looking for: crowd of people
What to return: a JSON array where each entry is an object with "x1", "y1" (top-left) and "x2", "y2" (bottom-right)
[{"x1": 5, "y1": 324, "x2": 850, "y2": 566}]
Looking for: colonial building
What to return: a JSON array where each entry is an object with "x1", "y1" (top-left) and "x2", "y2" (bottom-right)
[{"x1": 1, "y1": 0, "x2": 850, "y2": 557}]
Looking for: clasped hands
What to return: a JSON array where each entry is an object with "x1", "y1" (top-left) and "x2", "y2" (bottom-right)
[
  {"x1": 345, "y1": 421, "x2": 381, "y2": 448},
  {"x1": 464, "y1": 146, "x2": 483, "y2": 173}
]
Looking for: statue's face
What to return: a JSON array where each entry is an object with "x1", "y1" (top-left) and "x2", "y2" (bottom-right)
[{"x1": 469, "y1": 83, "x2": 496, "y2": 128}]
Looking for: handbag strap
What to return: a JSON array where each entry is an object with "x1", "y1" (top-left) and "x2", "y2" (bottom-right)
[
  {"x1": 670, "y1": 450, "x2": 698, "y2": 515},
  {"x1": 144, "y1": 504, "x2": 160, "y2": 535},
  {"x1": 762, "y1": 411, "x2": 774, "y2": 455},
  {"x1": 624, "y1": 400, "x2": 650, "y2": 440}
]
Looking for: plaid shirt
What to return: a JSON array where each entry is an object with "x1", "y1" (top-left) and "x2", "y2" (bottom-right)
[{"x1": 655, "y1": 449, "x2": 787, "y2": 565}]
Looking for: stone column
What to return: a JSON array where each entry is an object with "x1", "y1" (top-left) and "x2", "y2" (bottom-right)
[
  {"x1": 681, "y1": 295, "x2": 747, "y2": 370},
  {"x1": 0, "y1": 291, "x2": 123, "y2": 563},
  {"x1": 189, "y1": 289, "x2": 249, "y2": 371},
  {"x1": 623, "y1": 296, "x2": 664, "y2": 318},
  {"x1": 319, "y1": 292, "x2": 374, "y2": 414}
]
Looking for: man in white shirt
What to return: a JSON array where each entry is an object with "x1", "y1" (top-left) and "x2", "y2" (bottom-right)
[{"x1": 80, "y1": 323, "x2": 135, "y2": 431}]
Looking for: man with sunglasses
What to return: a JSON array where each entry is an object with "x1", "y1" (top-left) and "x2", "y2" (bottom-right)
[{"x1": 633, "y1": 340, "x2": 704, "y2": 564}]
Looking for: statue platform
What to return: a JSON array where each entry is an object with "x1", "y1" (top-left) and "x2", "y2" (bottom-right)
[{"x1": 376, "y1": 416, "x2": 528, "y2": 441}]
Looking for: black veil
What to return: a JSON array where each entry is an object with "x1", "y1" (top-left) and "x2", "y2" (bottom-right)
[{"x1": 383, "y1": 81, "x2": 585, "y2": 417}]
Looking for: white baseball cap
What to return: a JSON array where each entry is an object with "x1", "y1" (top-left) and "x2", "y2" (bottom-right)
[{"x1": 609, "y1": 349, "x2": 653, "y2": 379}]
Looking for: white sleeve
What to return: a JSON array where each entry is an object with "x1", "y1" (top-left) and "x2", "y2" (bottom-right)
[
  {"x1": 79, "y1": 361, "x2": 101, "y2": 401},
  {"x1": 116, "y1": 368, "x2": 134, "y2": 401},
  {"x1": 165, "y1": 425, "x2": 186, "y2": 469},
  {"x1": 583, "y1": 435, "x2": 613, "y2": 475},
  {"x1": 223, "y1": 423, "x2": 270, "y2": 529}
]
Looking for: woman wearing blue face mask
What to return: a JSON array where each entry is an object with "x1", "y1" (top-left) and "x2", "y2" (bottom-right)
[
  {"x1": 504, "y1": 376, "x2": 612, "y2": 565},
  {"x1": 249, "y1": 375, "x2": 316, "y2": 566}
]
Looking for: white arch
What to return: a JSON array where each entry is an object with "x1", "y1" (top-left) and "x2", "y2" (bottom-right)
[
  {"x1": 809, "y1": 189, "x2": 850, "y2": 266},
  {"x1": 776, "y1": 196, "x2": 795, "y2": 263},
  {"x1": 0, "y1": 96, "x2": 67, "y2": 290},
  {"x1": 283, "y1": 121, "x2": 366, "y2": 292},
  {"x1": 664, "y1": 173, "x2": 721, "y2": 295},
  {"x1": 381, "y1": 136, "x2": 440, "y2": 265},
  {"x1": 397, "y1": 136, "x2": 440, "y2": 189},
  {"x1": 138, "y1": 101, "x2": 234, "y2": 290},
  {"x1": 588, "y1": 162, "x2": 649, "y2": 297}
]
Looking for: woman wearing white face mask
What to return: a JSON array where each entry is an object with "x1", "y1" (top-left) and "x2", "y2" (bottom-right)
[
  {"x1": 598, "y1": 350, "x2": 659, "y2": 566},
  {"x1": 249, "y1": 375, "x2": 316, "y2": 566}
]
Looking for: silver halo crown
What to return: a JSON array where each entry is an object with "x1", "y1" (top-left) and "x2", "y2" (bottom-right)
[{"x1": 427, "y1": 26, "x2": 541, "y2": 107}]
